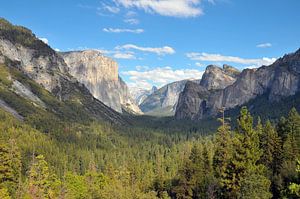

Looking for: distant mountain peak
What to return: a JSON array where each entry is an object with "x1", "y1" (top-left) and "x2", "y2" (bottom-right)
[{"x1": 176, "y1": 48, "x2": 300, "y2": 120}]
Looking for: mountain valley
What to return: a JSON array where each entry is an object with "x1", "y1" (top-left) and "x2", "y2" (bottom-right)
[{"x1": 0, "y1": 14, "x2": 299, "y2": 199}]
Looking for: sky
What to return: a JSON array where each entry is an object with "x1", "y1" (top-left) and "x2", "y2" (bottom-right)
[{"x1": 1, "y1": 0, "x2": 300, "y2": 90}]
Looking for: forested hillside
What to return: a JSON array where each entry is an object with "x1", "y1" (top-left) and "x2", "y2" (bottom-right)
[{"x1": 0, "y1": 105, "x2": 299, "y2": 198}]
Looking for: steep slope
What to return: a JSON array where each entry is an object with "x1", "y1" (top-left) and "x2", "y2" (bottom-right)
[
  {"x1": 0, "y1": 18, "x2": 126, "y2": 124},
  {"x1": 175, "y1": 81, "x2": 210, "y2": 120},
  {"x1": 140, "y1": 80, "x2": 191, "y2": 116},
  {"x1": 61, "y1": 50, "x2": 142, "y2": 114},
  {"x1": 176, "y1": 49, "x2": 300, "y2": 120}
]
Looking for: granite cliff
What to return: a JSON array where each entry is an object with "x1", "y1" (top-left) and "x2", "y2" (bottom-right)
[
  {"x1": 175, "y1": 49, "x2": 300, "y2": 120},
  {"x1": 61, "y1": 50, "x2": 142, "y2": 114},
  {"x1": 175, "y1": 64, "x2": 239, "y2": 119}
]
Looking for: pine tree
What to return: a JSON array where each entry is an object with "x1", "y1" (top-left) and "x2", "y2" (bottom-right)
[
  {"x1": 213, "y1": 121, "x2": 232, "y2": 181},
  {"x1": 283, "y1": 108, "x2": 300, "y2": 160},
  {"x1": 260, "y1": 121, "x2": 283, "y2": 173},
  {"x1": 224, "y1": 107, "x2": 271, "y2": 198}
]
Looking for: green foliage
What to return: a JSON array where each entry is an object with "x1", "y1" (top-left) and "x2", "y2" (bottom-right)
[
  {"x1": 0, "y1": 64, "x2": 12, "y2": 87},
  {"x1": 0, "y1": 94, "x2": 299, "y2": 198},
  {"x1": 0, "y1": 140, "x2": 21, "y2": 198},
  {"x1": 0, "y1": 187, "x2": 11, "y2": 199},
  {"x1": 28, "y1": 155, "x2": 53, "y2": 198},
  {"x1": 287, "y1": 159, "x2": 300, "y2": 197},
  {"x1": 0, "y1": 18, "x2": 54, "y2": 56}
]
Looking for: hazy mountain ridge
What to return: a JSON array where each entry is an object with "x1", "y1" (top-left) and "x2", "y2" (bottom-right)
[
  {"x1": 140, "y1": 79, "x2": 199, "y2": 116},
  {"x1": 130, "y1": 86, "x2": 158, "y2": 105}
]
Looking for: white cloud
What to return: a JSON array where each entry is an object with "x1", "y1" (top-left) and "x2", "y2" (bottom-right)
[
  {"x1": 136, "y1": 65, "x2": 149, "y2": 71},
  {"x1": 54, "y1": 48, "x2": 60, "y2": 52},
  {"x1": 114, "y1": 0, "x2": 203, "y2": 18},
  {"x1": 125, "y1": 11, "x2": 137, "y2": 17},
  {"x1": 39, "y1": 37, "x2": 48, "y2": 44},
  {"x1": 256, "y1": 43, "x2": 272, "y2": 48},
  {"x1": 103, "y1": 5, "x2": 120, "y2": 13},
  {"x1": 122, "y1": 66, "x2": 204, "y2": 89},
  {"x1": 116, "y1": 44, "x2": 175, "y2": 55},
  {"x1": 96, "y1": 48, "x2": 138, "y2": 60},
  {"x1": 113, "y1": 52, "x2": 136, "y2": 59},
  {"x1": 103, "y1": 28, "x2": 144, "y2": 33},
  {"x1": 195, "y1": 62, "x2": 204, "y2": 67},
  {"x1": 186, "y1": 52, "x2": 276, "y2": 67},
  {"x1": 124, "y1": 18, "x2": 140, "y2": 25},
  {"x1": 127, "y1": 81, "x2": 153, "y2": 90}
]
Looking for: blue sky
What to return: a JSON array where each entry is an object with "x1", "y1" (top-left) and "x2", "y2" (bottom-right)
[{"x1": 1, "y1": 0, "x2": 300, "y2": 89}]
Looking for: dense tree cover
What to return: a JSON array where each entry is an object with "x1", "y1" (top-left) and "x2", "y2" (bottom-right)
[{"x1": 0, "y1": 106, "x2": 299, "y2": 198}]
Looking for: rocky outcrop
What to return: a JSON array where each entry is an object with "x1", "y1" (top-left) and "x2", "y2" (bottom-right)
[
  {"x1": 0, "y1": 18, "x2": 127, "y2": 124},
  {"x1": 175, "y1": 65, "x2": 239, "y2": 119},
  {"x1": 175, "y1": 49, "x2": 300, "y2": 120},
  {"x1": 60, "y1": 50, "x2": 142, "y2": 114},
  {"x1": 200, "y1": 65, "x2": 240, "y2": 90}
]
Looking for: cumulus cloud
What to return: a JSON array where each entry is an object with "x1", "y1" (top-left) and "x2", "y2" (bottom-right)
[
  {"x1": 39, "y1": 37, "x2": 48, "y2": 44},
  {"x1": 256, "y1": 43, "x2": 272, "y2": 48},
  {"x1": 116, "y1": 44, "x2": 175, "y2": 55},
  {"x1": 186, "y1": 52, "x2": 276, "y2": 67},
  {"x1": 122, "y1": 66, "x2": 204, "y2": 89},
  {"x1": 103, "y1": 28, "x2": 144, "y2": 33},
  {"x1": 114, "y1": 0, "x2": 203, "y2": 18}
]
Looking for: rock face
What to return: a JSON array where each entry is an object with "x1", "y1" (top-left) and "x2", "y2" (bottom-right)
[
  {"x1": 175, "y1": 81, "x2": 209, "y2": 120},
  {"x1": 60, "y1": 50, "x2": 142, "y2": 114},
  {"x1": 140, "y1": 80, "x2": 194, "y2": 116},
  {"x1": 61, "y1": 50, "x2": 141, "y2": 113},
  {"x1": 175, "y1": 65, "x2": 239, "y2": 119},
  {"x1": 175, "y1": 49, "x2": 300, "y2": 120},
  {"x1": 200, "y1": 65, "x2": 239, "y2": 90},
  {"x1": 0, "y1": 18, "x2": 126, "y2": 124}
]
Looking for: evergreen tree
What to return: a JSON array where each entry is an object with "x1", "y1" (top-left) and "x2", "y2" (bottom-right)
[
  {"x1": 213, "y1": 120, "x2": 232, "y2": 197},
  {"x1": 282, "y1": 108, "x2": 300, "y2": 161},
  {"x1": 225, "y1": 107, "x2": 271, "y2": 198},
  {"x1": 260, "y1": 121, "x2": 283, "y2": 173}
]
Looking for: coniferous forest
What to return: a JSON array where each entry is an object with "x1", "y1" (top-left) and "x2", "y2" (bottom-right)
[
  {"x1": 0, "y1": 106, "x2": 299, "y2": 198},
  {"x1": 0, "y1": 2, "x2": 300, "y2": 198}
]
